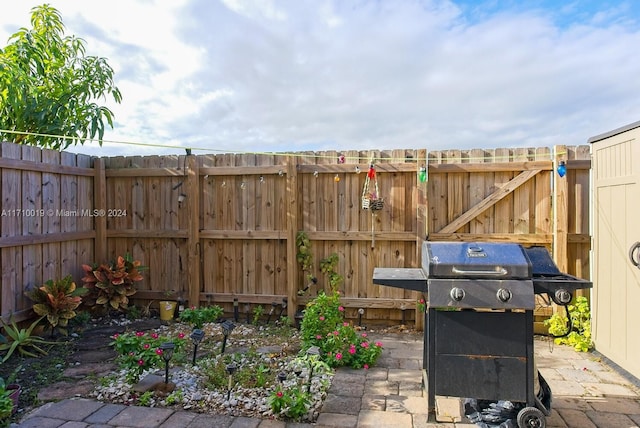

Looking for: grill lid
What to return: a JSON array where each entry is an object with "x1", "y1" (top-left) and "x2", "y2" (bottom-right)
[{"x1": 423, "y1": 242, "x2": 532, "y2": 279}]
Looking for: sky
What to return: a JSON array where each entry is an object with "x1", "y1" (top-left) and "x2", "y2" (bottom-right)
[{"x1": 1, "y1": 0, "x2": 640, "y2": 158}]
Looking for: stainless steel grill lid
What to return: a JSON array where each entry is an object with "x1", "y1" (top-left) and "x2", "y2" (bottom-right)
[{"x1": 422, "y1": 242, "x2": 532, "y2": 279}]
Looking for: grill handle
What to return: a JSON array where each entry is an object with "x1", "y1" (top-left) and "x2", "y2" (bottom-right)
[{"x1": 451, "y1": 267, "x2": 508, "y2": 276}]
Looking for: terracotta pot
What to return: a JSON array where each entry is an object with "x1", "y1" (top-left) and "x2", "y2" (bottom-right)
[{"x1": 7, "y1": 384, "x2": 20, "y2": 414}]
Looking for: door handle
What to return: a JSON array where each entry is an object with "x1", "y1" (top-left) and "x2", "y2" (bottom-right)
[{"x1": 630, "y1": 242, "x2": 640, "y2": 268}]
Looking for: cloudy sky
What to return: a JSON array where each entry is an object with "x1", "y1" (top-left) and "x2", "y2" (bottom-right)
[{"x1": 1, "y1": 0, "x2": 640, "y2": 157}]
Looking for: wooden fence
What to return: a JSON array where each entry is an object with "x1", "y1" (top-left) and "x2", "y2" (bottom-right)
[{"x1": 0, "y1": 142, "x2": 591, "y2": 325}]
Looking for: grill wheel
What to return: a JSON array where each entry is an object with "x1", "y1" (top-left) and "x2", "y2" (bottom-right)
[{"x1": 517, "y1": 406, "x2": 546, "y2": 428}]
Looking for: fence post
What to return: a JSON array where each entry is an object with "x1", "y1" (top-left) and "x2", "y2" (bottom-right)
[
  {"x1": 553, "y1": 145, "x2": 568, "y2": 272},
  {"x1": 93, "y1": 157, "x2": 107, "y2": 264},
  {"x1": 186, "y1": 154, "x2": 200, "y2": 308},
  {"x1": 286, "y1": 155, "x2": 298, "y2": 320},
  {"x1": 415, "y1": 148, "x2": 427, "y2": 331}
]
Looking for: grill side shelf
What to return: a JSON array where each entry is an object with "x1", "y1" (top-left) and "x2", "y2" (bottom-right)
[{"x1": 373, "y1": 268, "x2": 427, "y2": 292}]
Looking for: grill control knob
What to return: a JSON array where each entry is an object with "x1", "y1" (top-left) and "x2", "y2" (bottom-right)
[
  {"x1": 450, "y1": 287, "x2": 465, "y2": 301},
  {"x1": 554, "y1": 288, "x2": 572, "y2": 305},
  {"x1": 496, "y1": 288, "x2": 512, "y2": 303}
]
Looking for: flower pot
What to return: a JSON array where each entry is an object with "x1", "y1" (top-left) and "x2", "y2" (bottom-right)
[
  {"x1": 7, "y1": 384, "x2": 21, "y2": 414},
  {"x1": 159, "y1": 301, "x2": 177, "y2": 321}
]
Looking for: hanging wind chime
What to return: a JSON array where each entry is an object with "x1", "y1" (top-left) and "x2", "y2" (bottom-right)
[{"x1": 361, "y1": 162, "x2": 384, "y2": 248}]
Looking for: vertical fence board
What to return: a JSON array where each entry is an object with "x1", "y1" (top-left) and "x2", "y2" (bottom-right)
[
  {"x1": 42, "y1": 149, "x2": 61, "y2": 282},
  {"x1": 1, "y1": 144, "x2": 23, "y2": 315}
]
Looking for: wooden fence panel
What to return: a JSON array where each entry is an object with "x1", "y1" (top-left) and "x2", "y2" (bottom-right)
[
  {"x1": 1, "y1": 142, "x2": 591, "y2": 325},
  {"x1": 0, "y1": 143, "x2": 94, "y2": 321}
]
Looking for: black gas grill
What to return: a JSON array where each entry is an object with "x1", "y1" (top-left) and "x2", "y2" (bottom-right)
[{"x1": 373, "y1": 241, "x2": 592, "y2": 428}]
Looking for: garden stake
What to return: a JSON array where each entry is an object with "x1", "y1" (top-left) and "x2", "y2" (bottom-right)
[{"x1": 358, "y1": 308, "x2": 365, "y2": 327}]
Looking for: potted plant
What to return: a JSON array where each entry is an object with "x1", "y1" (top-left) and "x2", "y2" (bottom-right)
[
  {"x1": 0, "y1": 367, "x2": 21, "y2": 419},
  {"x1": 25, "y1": 275, "x2": 88, "y2": 336},
  {"x1": 0, "y1": 383, "x2": 14, "y2": 424},
  {"x1": 81, "y1": 253, "x2": 146, "y2": 312}
]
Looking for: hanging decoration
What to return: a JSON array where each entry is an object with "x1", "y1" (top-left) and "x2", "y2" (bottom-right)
[
  {"x1": 334, "y1": 174, "x2": 340, "y2": 182},
  {"x1": 557, "y1": 161, "x2": 566, "y2": 178},
  {"x1": 361, "y1": 162, "x2": 384, "y2": 248},
  {"x1": 418, "y1": 166, "x2": 427, "y2": 183},
  {"x1": 361, "y1": 164, "x2": 384, "y2": 211}
]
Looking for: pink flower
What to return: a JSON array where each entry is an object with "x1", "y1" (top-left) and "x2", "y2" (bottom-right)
[
  {"x1": 143, "y1": 344, "x2": 150, "y2": 349},
  {"x1": 333, "y1": 330, "x2": 339, "y2": 336},
  {"x1": 136, "y1": 331, "x2": 145, "y2": 337},
  {"x1": 155, "y1": 349, "x2": 163, "y2": 355},
  {"x1": 338, "y1": 306, "x2": 344, "y2": 312},
  {"x1": 191, "y1": 306, "x2": 196, "y2": 310},
  {"x1": 361, "y1": 342, "x2": 369, "y2": 348},
  {"x1": 128, "y1": 352, "x2": 134, "y2": 356},
  {"x1": 335, "y1": 353, "x2": 343, "y2": 360},
  {"x1": 419, "y1": 298, "x2": 425, "y2": 304},
  {"x1": 375, "y1": 341, "x2": 383, "y2": 347},
  {"x1": 151, "y1": 333, "x2": 159, "y2": 339},
  {"x1": 363, "y1": 364, "x2": 369, "y2": 370},
  {"x1": 112, "y1": 333, "x2": 119, "y2": 339},
  {"x1": 178, "y1": 333, "x2": 185, "y2": 339},
  {"x1": 343, "y1": 322, "x2": 349, "y2": 327},
  {"x1": 316, "y1": 335, "x2": 322, "y2": 340},
  {"x1": 348, "y1": 347, "x2": 356, "y2": 355},
  {"x1": 361, "y1": 333, "x2": 367, "y2": 338},
  {"x1": 276, "y1": 391, "x2": 283, "y2": 398},
  {"x1": 319, "y1": 316, "x2": 325, "y2": 321},
  {"x1": 138, "y1": 359, "x2": 144, "y2": 365}
]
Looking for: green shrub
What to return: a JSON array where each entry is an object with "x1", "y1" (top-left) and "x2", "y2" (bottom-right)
[
  {"x1": 544, "y1": 296, "x2": 592, "y2": 352},
  {"x1": 178, "y1": 305, "x2": 223, "y2": 328}
]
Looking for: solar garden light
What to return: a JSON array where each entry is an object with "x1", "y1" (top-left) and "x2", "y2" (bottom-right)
[
  {"x1": 358, "y1": 308, "x2": 365, "y2": 327},
  {"x1": 400, "y1": 303, "x2": 407, "y2": 325},
  {"x1": 160, "y1": 342, "x2": 175, "y2": 384},
  {"x1": 233, "y1": 298, "x2": 239, "y2": 322},
  {"x1": 245, "y1": 304, "x2": 251, "y2": 323},
  {"x1": 266, "y1": 302, "x2": 277, "y2": 324},
  {"x1": 293, "y1": 362, "x2": 304, "y2": 386},
  {"x1": 220, "y1": 320, "x2": 236, "y2": 354},
  {"x1": 278, "y1": 298, "x2": 287, "y2": 318},
  {"x1": 190, "y1": 328, "x2": 205, "y2": 365},
  {"x1": 226, "y1": 362, "x2": 237, "y2": 400},
  {"x1": 277, "y1": 371, "x2": 287, "y2": 384},
  {"x1": 306, "y1": 346, "x2": 320, "y2": 393}
]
